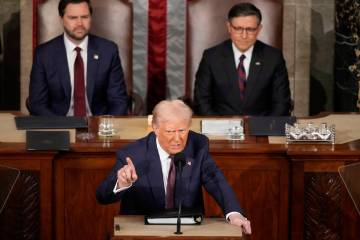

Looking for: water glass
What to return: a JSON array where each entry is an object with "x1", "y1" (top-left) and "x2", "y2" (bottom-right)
[
  {"x1": 98, "y1": 115, "x2": 115, "y2": 137},
  {"x1": 228, "y1": 125, "x2": 244, "y2": 140}
]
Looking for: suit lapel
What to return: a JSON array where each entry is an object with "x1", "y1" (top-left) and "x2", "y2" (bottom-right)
[
  {"x1": 173, "y1": 138, "x2": 194, "y2": 206},
  {"x1": 146, "y1": 134, "x2": 166, "y2": 209},
  {"x1": 54, "y1": 36, "x2": 71, "y2": 101},
  {"x1": 221, "y1": 40, "x2": 243, "y2": 107},
  {"x1": 182, "y1": 140, "x2": 195, "y2": 184},
  {"x1": 87, "y1": 35, "x2": 99, "y2": 108},
  {"x1": 243, "y1": 41, "x2": 263, "y2": 107}
]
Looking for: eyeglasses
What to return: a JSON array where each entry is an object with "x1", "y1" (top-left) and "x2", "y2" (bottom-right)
[{"x1": 229, "y1": 22, "x2": 259, "y2": 35}]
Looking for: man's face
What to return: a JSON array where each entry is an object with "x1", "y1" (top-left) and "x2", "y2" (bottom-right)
[
  {"x1": 227, "y1": 15, "x2": 262, "y2": 52},
  {"x1": 153, "y1": 118, "x2": 190, "y2": 155},
  {"x1": 61, "y1": 2, "x2": 91, "y2": 43}
]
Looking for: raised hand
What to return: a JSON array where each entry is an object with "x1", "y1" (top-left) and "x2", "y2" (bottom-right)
[{"x1": 116, "y1": 157, "x2": 138, "y2": 189}]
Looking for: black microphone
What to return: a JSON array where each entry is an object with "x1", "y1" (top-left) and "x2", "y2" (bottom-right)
[
  {"x1": 174, "y1": 152, "x2": 186, "y2": 171},
  {"x1": 174, "y1": 152, "x2": 186, "y2": 234}
]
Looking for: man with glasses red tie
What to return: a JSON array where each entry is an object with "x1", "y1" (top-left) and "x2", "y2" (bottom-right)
[{"x1": 194, "y1": 2, "x2": 291, "y2": 116}]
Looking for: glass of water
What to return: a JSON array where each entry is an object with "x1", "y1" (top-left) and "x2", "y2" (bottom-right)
[
  {"x1": 98, "y1": 115, "x2": 115, "y2": 137},
  {"x1": 228, "y1": 125, "x2": 244, "y2": 140}
]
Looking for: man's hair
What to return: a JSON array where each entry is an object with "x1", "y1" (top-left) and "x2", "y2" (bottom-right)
[
  {"x1": 152, "y1": 100, "x2": 193, "y2": 127},
  {"x1": 227, "y1": 2, "x2": 262, "y2": 24},
  {"x1": 58, "y1": 0, "x2": 93, "y2": 17}
]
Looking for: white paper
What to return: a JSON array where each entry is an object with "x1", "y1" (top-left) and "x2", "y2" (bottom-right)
[
  {"x1": 201, "y1": 119, "x2": 243, "y2": 135},
  {"x1": 146, "y1": 217, "x2": 200, "y2": 225}
]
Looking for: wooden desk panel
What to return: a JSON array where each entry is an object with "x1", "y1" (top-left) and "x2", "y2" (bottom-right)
[
  {"x1": 112, "y1": 215, "x2": 244, "y2": 239},
  {"x1": 54, "y1": 152, "x2": 119, "y2": 240},
  {"x1": 0, "y1": 148, "x2": 54, "y2": 240},
  {"x1": 204, "y1": 152, "x2": 289, "y2": 240},
  {"x1": 289, "y1": 151, "x2": 360, "y2": 240}
]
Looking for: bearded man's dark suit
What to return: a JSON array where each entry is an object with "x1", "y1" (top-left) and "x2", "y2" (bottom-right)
[
  {"x1": 194, "y1": 39, "x2": 291, "y2": 116},
  {"x1": 96, "y1": 131, "x2": 244, "y2": 216},
  {"x1": 28, "y1": 34, "x2": 128, "y2": 116}
]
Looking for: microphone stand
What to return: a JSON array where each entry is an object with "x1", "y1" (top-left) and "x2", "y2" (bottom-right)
[{"x1": 174, "y1": 163, "x2": 183, "y2": 235}]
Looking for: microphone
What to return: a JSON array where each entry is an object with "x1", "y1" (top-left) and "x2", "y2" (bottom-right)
[
  {"x1": 174, "y1": 152, "x2": 186, "y2": 171},
  {"x1": 173, "y1": 152, "x2": 186, "y2": 235}
]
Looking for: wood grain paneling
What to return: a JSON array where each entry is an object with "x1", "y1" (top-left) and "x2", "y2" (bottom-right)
[
  {"x1": 304, "y1": 173, "x2": 342, "y2": 240},
  {"x1": 0, "y1": 151, "x2": 54, "y2": 240},
  {"x1": 206, "y1": 153, "x2": 289, "y2": 240},
  {"x1": 54, "y1": 153, "x2": 119, "y2": 240},
  {"x1": 0, "y1": 171, "x2": 40, "y2": 240},
  {"x1": 290, "y1": 156, "x2": 360, "y2": 240}
]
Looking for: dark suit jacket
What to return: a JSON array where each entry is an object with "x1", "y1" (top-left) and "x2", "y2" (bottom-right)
[
  {"x1": 96, "y1": 131, "x2": 244, "y2": 216},
  {"x1": 28, "y1": 34, "x2": 128, "y2": 116},
  {"x1": 194, "y1": 40, "x2": 291, "y2": 116}
]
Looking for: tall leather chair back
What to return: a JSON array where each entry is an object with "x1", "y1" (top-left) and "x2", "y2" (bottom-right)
[{"x1": 186, "y1": 0, "x2": 283, "y2": 98}]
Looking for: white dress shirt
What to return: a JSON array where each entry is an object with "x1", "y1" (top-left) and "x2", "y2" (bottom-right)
[
  {"x1": 63, "y1": 33, "x2": 92, "y2": 116},
  {"x1": 232, "y1": 43, "x2": 254, "y2": 79},
  {"x1": 156, "y1": 138, "x2": 173, "y2": 194}
]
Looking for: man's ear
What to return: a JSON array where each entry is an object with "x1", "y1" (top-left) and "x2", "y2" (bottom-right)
[
  {"x1": 152, "y1": 124, "x2": 159, "y2": 136},
  {"x1": 226, "y1": 21, "x2": 231, "y2": 34}
]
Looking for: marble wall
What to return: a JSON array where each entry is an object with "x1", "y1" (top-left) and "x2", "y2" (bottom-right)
[
  {"x1": 282, "y1": 0, "x2": 336, "y2": 116},
  {"x1": 20, "y1": 0, "x2": 32, "y2": 114},
  {"x1": 334, "y1": 0, "x2": 360, "y2": 112},
  {"x1": 283, "y1": 0, "x2": 312, "y2": 116}
]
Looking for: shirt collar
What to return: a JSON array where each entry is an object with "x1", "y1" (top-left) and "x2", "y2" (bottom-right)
[
  {"x1": 63, "y1": 33, "x2": 89, "y2": 53},
  {"x1": 232, "y1": 42, "x2": 254, "y2": 61}
]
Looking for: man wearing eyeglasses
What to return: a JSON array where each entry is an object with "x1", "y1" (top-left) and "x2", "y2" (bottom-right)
[{"x1": 194, "y1": 2, "x2": 291, "y2": 116}]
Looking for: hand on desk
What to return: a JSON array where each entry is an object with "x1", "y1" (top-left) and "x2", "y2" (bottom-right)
[
  {"x1": 229, "y1": 213, "x2": 252, "y2": 234},
  {"x1": 117, "y1": 157, "x2": 138, "y2": 189}
]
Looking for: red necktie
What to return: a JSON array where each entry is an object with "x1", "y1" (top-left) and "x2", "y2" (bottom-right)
[
  {"x1": 237, "y1": 54, "x2": 246, "y2": 100},
  {"x1": 166, "y1": 156, "x2": 176, "y2": 209},
  {"x1": 74, "y1": 47, "x2": 86, "y2": 116}
]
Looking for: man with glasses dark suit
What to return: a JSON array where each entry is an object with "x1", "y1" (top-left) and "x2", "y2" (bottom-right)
[{"x1": 194, "y1": 2, "x2": 291, "y2": 116}]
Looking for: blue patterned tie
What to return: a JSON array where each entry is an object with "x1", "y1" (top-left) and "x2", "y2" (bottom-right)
[{"x1": 237, "y1": 54, "x2": 246, "y2": 100}]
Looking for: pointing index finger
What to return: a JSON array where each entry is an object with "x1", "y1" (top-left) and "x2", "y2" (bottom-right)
[
  {"x1": 126, "y1": 157, "x2": 138, "y2": 182},
  {"x1": 126, "y1": 157, "x2": 135, "y2": 169}
]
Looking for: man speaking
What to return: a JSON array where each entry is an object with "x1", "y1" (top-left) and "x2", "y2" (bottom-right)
[{"x1": 96, "y1": 100, "x2": 251, "y2": 234}]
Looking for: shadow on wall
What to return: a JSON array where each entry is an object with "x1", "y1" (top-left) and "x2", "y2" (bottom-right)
[
  {"x1": 0, "y1": 11, "x2": 20, "y2": 110},
  {"x1": 310, "y1": 9, "x2": 334, "y2": 116}
]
